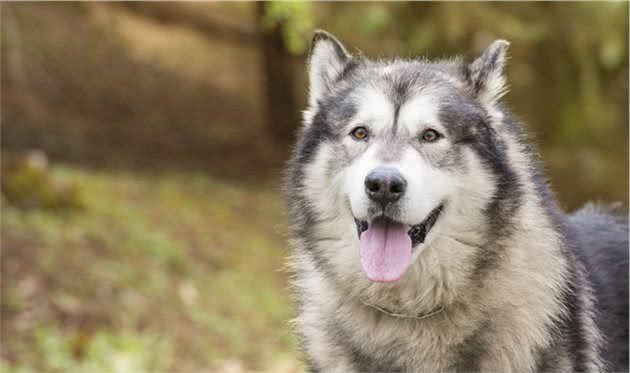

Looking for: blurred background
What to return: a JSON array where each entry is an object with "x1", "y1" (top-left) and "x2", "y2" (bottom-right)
[{"x1": 1, "y1": 2, "x2": 628, "y2": 372}]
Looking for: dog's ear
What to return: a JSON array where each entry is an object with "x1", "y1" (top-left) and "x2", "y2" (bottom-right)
[
  {"x1": 464, "y1": 39, "x2": 510, "y2": 106},
  {"x1": 308, "y1": 30, "x2": 351, "y2": 108}
]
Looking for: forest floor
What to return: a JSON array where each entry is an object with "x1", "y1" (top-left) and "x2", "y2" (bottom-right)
[{"x1": 1, "y1": 164, "x2": 301, "y2": 373}]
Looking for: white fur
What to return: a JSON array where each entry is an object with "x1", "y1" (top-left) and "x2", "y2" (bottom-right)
[
  {"x1": 308, "y1": 38, "x2": 348, "y2": 108},
  {"x1": 347, "y1": 88, "x2": 395, "y2": 133},
  {"x1": 343, "y1": 145, "x2": 379, "y2": 222},
  {"x1": 470, "y1": 39, "x2": 510, "y2": 106},
  {"x1": 342, "y1": 91, "x2": 455, "y2": 229},
  {"x1": 289, "y1": 36, "x2": 605, "y2": 372},
  {"x1": 294, "y1": 127, "x2": 579, "y2": 371},
  {"x1": 397, "y1": 91, "x2": 442, "y2": 134}
]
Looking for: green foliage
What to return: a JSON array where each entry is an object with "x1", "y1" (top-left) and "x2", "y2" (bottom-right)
[
  {"x1": 262, "y1": 1, "x2": 313, "y2": 55},
  {"x1": 1, "y1": 152, "x2": 84, "y2": 210},
  {"x1": 359, "y1": 4, "x2": 391, "y2": 36}
]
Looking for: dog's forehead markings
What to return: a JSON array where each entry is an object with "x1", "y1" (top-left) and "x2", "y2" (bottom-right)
[
  {"x1": 398, "y1": 93, "x2": 440, "y2": 133},
  {"x1": 353, "y1": 88, "x2": 395, "y2": 131},
  {"x1": 350, "y1": 86, "x2": 442, "y2": 137}
]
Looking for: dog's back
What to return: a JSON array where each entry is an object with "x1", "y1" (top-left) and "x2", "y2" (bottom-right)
[{"x1": 568, "y1": 205, "x2": 629, "y2": 371}]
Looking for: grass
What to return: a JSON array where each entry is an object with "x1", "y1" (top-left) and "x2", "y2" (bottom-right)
[{"x1": 1, "y1": 164, "x2": 300, "y2": 372}]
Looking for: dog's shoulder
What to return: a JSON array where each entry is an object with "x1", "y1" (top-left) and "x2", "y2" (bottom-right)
[
  {"x1": 568, "y1": 202, "x2": 628, "y2": 265},
  {"x1": 567, "y1": 203, "x2": 629, "y2": 371}
]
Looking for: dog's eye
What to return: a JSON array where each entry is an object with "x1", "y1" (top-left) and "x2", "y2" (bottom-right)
[
  {"x1": 421, "y1": 129, "x2": 441, "y2": 142},
  {"x1": 350, "y1": 127, "x2": 369, "y2": 140}
]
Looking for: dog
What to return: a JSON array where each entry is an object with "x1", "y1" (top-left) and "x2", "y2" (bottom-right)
[{"x1": 285, "y1": 30, "x2": 628, "y2": 372}]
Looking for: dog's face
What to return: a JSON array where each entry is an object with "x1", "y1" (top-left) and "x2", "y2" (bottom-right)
[{"x1": 298, "y1": 31, "x2": 513, "y2": 283}]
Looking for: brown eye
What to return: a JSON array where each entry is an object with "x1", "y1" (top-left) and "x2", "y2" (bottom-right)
[
  {"x1": 351, "y1": 127, "x2": 369, "y2": 140},
  {"x1": 421, "y1": 129, "x2": 440, "y2": 142}
]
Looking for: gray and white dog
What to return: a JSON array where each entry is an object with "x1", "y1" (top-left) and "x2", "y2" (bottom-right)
[{"x1": 285, "y1": 30, "x2": 628, "y2": 372}]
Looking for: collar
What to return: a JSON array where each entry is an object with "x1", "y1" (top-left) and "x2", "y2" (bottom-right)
[{"x1": 360, "y1": 298, "x2": 445, "y2": 320}]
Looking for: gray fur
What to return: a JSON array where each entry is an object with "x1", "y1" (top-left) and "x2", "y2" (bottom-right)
[{"x1": 285, "y1": 30, "x2": 628, "y2": 372}]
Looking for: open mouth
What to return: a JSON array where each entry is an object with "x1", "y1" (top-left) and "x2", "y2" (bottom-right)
[
  {"x1": 353, "y1": 204, "x2": 444, "y2": 283},
  {"x1": 354, "y1": 204, "x2": 444, "y2": 247}
]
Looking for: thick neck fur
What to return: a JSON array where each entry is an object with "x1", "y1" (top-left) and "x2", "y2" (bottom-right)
[
  {"x1": 288, "y1": 104, "x2": 603, "y2": 371},
  {"x1": 297, "y1": 104, "x2": 571, "y2": 315}
]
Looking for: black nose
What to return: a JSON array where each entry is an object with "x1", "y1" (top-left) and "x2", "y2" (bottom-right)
[{"x1": 364, "y1": 167, "x2": 406, "y2": 206}]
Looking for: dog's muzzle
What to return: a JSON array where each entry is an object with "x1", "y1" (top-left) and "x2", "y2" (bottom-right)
[{"x1": 355, "y1": 203, "x2": 444, "y2": 247}]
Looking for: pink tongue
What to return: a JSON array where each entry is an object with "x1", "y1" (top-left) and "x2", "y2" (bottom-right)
[{"x1": 359, "y1": 220, "x2": 412, "y2": 282}]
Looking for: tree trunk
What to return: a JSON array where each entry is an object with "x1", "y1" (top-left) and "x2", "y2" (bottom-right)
[{"x1": 257, "y1": 2, "x2": 300, "y2": 148}]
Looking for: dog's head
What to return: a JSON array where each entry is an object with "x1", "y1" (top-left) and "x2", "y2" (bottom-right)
[{"x1": 294, "y1": 30, "x2": 519, "y2": 284}]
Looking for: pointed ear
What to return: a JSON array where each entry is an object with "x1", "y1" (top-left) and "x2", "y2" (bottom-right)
[
  {"x1": 308, "y1": 30, "x2": 352, "y2": 108},
  {"x1": 465, "y1": 39, "x2": 510, "y2": 106}
]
